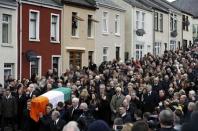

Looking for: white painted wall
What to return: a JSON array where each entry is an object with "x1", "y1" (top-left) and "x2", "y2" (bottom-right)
[
  {"x1": 95, "y1": 5, "x2": 125, "y2": 65},
  {"x1": 132, "y1": 7, "x2": 153, "y2": 59},
  {"x1": 0, "y1": 5, "x2": 18, "y2": 87},
  {"x1": 154, "y1": 11, "x2": 169, "y2": 56},
  {"x1": 183, "y1": 14, "x2": 193, "y2": 46}
]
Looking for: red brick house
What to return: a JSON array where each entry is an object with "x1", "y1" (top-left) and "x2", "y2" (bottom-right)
[{"x1": 18, "y1": 0, "x2": 62, "y2": 79}]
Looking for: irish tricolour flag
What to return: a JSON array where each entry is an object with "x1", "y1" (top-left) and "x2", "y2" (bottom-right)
[{"x1": 30, "y1": 87, "x2": 72, "y2": 122}]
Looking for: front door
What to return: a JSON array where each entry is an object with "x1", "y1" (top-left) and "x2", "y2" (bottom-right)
[
  {"x1": 116, "y1": 47, "x2": 120, "y2": 61},
  {"x1": 69, "y1": 51, "x2": 82, "y2": 68},
  {"x1": 183, "y1": 40, "x2": 187, "y2": 51}
]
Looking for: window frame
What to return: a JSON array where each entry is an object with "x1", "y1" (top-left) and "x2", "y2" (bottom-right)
[
  {"x1": 103, "y1": 47, "x2": 109, "y2": 62},
  {"x1": 102, "y1": 11, "x2": 109, "y2": 34},
  {"x1": 115, "y1": 14, "x2": 120, "y2": 36},
  {"x1": 135, "y1": 43, "x2": 144, "y2": 60},
  {"x1": 136, "y1": 11, "x2": 145, "y2": 30},
  {"x1": 154, "y1": 12, "x2": 158, "y2": 31},
  {"x1": 51, "y1": 55, "x2": 61, "y2": 77},
  {"x1": 29, "y1": 56, "x2": 42, "y2": 78},
  {"x1": 87, "y1": 14, "x2": 94, "y2": 38},
  {"x1": 170, "y1": 40, "x2": 177, "y2": 51},
  {"x1": 29, "y1": 10, "x2": 40, "y2": 42},
  {"x1": 71, "y1": 12, "x2": 79, "y2": 37},
  {"x1": 159, "y1": 14, "x2": 163, "y2": 32},
  {"x1": 4, "y1": 63, "x2": 14, "y2": 82},
  {"x1": 2, "y1": 14, "x2": 12, "y2": 44},
  {"x1": 50, "y1": 13, "x2": 60, "y2": 43},
  {"x1": 154, "y1": 42, "x2": 161, "y2": 56}
]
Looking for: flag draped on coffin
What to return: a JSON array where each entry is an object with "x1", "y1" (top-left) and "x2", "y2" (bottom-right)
[{"x1": 30, "y1": 87, "x2": 72, "y2": 122}]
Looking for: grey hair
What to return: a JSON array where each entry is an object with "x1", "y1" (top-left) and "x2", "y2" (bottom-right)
[
  {"x1": 159, "y1": 109, "x2": 174, "y2": 126},
  {"x1": 62, "y1": 121, "x2": 80, "y2": 131}
]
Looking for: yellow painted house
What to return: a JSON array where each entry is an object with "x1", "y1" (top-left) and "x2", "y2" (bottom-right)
[{"x1": 61, "y1": 0, "x2": 98, "y2": 71}]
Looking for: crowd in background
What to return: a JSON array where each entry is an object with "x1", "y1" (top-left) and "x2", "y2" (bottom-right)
[{"x1": 1, "y1": 45, "x2": 198, "y2": 131}]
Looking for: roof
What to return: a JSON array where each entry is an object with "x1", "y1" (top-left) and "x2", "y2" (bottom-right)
[
  {"x1": 22, "y1": 0, "x2": 62, "y2": 8},
  {"x1": 172, "y1": 0, "x2": 198, "y2": 18},
  {"x1": 137, "y1": 0, "x2": 168, "y2": 13},
  {"x1": 96, "y1": 0, "x2": 125, "y2": 12},
  {"x1": 62, "y1": 0, "x2": 97, "y2": 10},
  {"x1": 124, "y1": 0, "x2": 152, "y2": 12},
  {"x1": 0, "y1": 0, "x2": 17, "y2": 7},
  {"x1": 151, "y1": 0, "x2": 181, "y2": 13}
]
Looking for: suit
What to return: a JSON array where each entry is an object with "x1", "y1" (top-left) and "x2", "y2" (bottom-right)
[
  {"x1": 121, "y1": 113, "x2": 132, "y2": 124},
  {"x1": 143, "y1": 91, "x2": 157, "y2": 113},
  {"x1": 1, "y1": 95, "x2": 17, "y2": 118},
  {"x1": 67, "y1": 106, "x2": 82, "y2": 122},
  {"x1": 16, "y1": 94, "x2": 27, "y2": 129},
  {"x1": 50, "y1": 119, "x2": 66, "y2": 131}
]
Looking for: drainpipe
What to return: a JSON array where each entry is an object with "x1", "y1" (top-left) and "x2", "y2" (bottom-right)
[
  {"x1": 18, "y1": 0, "x2": 22, "y2": 80},
  {"x1": 153, "y1": 10, "x2": 155, "y2": 55}
]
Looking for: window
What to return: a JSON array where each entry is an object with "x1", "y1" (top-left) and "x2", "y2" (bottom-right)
[
  {"x1": 88, "y1": 15, "x2": 94, "y2": 38},
  {"x1": 136, "y1": 11, "x2": 140, "y2": 29},
  {"x1": 102, "y1": 12, "x2": 108, "y2": 33},
  {"x1": 142, "y1": 13, "x2": 145, "y2": 30},
  {"x1": 2, "y1": 14, "x2": 11, "y2": 44},
  {"x1": 154, "y1": 42, "x2": 161, "y2": 56},
  {"x1": 159, "y1": 14, "x2": 163, "y2": 32},
  {"x1": 136, "y1": 44, "x2": 143, "y2": 59},
  {"x1": 115, "y1": 15, "x2": 120, "y2": 35},
  {"x1": 29, "y1": 10, "x2": 39, "y2": 40},
  {"x1": 4, "y1": 63, "x2": 14, "y2": 82},
  {"x1": 170, "y1": 14, "x2": 174, "y2": 31},
  {"x1": 51, "y1": 14, "x2": 59, "y2": 42},
  {"x1": 174, "y1": 14, "x2": 177, "y2": 31},
  {"x1": 136, "y1": 11, "x2": 145, "y2": 29},
  {"x1": 72, "y1": 12, "x2": 79, "y2": 37},
  {"x1": 103, "y1": 47, "x2": 108, "y2": 61},
  {"x1": 182, "y1": 15, "x2": 185, "y2": 30},
  {"x1": 154, "y1": 12, "x2": 158, "y2": 31},
  {"x1": 88, "y1": 51, "x2": 94, "y2": 63},
  {"x1": 186, "y1": 16, "x2": 189, "y2": 31},
  {"x1": 69, "y1": 52, "x2": 82, "y2": 68},
  {"x1": 170, "y1": 40, "x2": 176, "y2": 51},
  {"x1": 52, "y1": 56, "x2": 60, "y2": 76},
  {"x1": 30, "y1": 57, "x2": 41, "y2": 78},
  {"x1": 193, "y1": 24, "x2": 198, "y2": 38},
  {"x1": 170, "y1": 13, "x2": 177, "y2": 32}
]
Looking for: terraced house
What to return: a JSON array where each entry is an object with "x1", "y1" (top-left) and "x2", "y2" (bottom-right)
[
  {"x1": 0, "y1": 0, "x2": 18, "y2": 86},
  {"x1": 95, "y1": 0, "x2": 125, "y2": 64},
  {"x1": 114, "y1": 0, "x2": 154, "y2": 60},
  {"x1": 18, "y1": 0, "x2": 62, "y2": 79},
  {"x1": 172, "y1": 0, "x2": 198, "y2": 47},
  {"x1": 152, "y1": 0, "x2": 182, "y2": 51},
  {"x1": 138, "y1": 0, "x2": 169, "y2": 56},
  {"x1": 60, "y1": 0, "x2": 98, "y2": 70}
]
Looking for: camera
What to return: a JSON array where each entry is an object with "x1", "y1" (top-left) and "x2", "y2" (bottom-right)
[{"x1": 114, "y1": 125, "x2": 123, "y2": 131}]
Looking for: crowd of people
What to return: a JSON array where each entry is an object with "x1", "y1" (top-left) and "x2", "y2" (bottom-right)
[{"x1": 1, "y1": 45, "x2": 198, "y2": 131}]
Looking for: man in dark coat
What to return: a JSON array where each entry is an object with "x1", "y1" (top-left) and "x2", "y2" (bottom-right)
[
  {"x1": 119, "y1": 106, "x2": 132, "y2": 124},
  {"x1": 77, "y1": 103, "x2": 95, "y2": 131},
  {"x1": 143, "y1": 85, "x2": 157, "y2": 113},
  {"x1": 50, "y1": 111, "x2": 66, "y2": 131},
  {"x1": 1, "y1": 88, "x2": 17, "y2": 131},
  {"x1": 23, "y1": 99, "x2": 38, "y2": 131},
  {"x1": 66, "y1": 98, "x2": 82, "y2": 122},
  {"x1": 16, "y1": 87, "x2": 27, "y2": 130}
]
